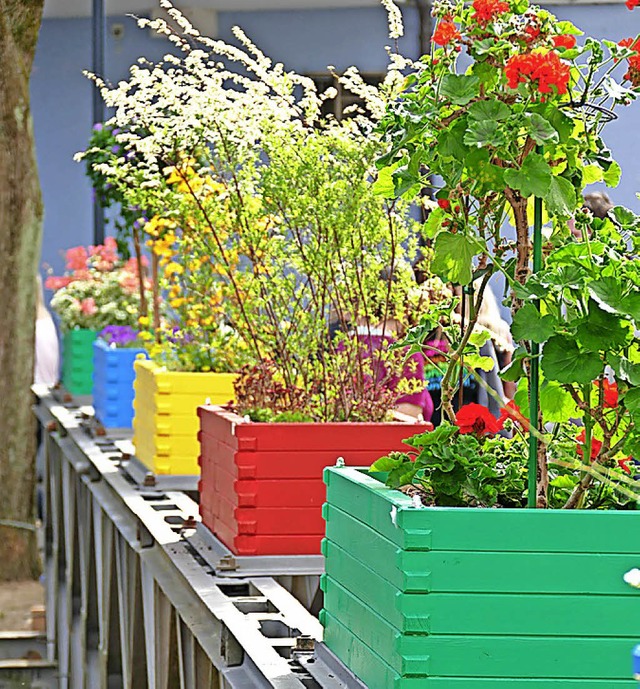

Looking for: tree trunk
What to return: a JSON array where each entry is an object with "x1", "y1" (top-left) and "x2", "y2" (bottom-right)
[{"x1": 0, "y1": 0, "x2": 45, "y2": 581}]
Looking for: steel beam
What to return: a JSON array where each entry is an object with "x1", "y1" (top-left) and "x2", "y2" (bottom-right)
[{"x1": 32, "y1": 388, "x2": 352, "y2": 689}]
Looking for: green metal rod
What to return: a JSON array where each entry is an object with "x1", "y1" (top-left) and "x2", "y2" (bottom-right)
[{"x1": 528, "y1": 195, "x2": 543, "y2": 508}]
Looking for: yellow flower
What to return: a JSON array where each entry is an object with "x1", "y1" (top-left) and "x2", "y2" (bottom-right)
[
  {"x1": 170, "y1": 298, "x2": 186, "y2": 308},
  {"x1": 149, "y1": 344, "x2": 163, "y2": 358},
  {"x1": 138, "y1": 316, "x2": 150, "y2": 327},
  {"x1": 139, "y1": 331, "x2": 153, "y2": 341},
  {"x1": 164, "y1": 262, "x2": 184, "y2": 276}
]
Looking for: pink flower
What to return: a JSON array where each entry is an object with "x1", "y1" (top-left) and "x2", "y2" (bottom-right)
[
  {"x1": 44, "y1": 276, "x2": 74, "y2": 290},
  {"x1": 80, "y1": 298, "x2": 98, "y2": 316},
  {"x1": 65, "y1": 246, "x2": 88, "y2": 271},
  {"x1": 90, "y1": 237, "x2": 119, "y2": 271}
]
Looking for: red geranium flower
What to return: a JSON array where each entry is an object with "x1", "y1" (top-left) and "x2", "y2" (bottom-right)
[
  {"x1": 472, "y1": 0, "x2": 510, "y2": 25},
  {"x1": 618, "y1": 37, "x2": 640, "y2": 86},
  {"x1": 524, "y1": 24, "x2": 541, "y2": 43},
  {"x1": 601, "y1": 379, "x2": 619, "y2": 408},
  {"x1": 456, "y1": 403, "x2": 503, "y2": 436},
  {"x1": 437, "y1": 198, "x2": 451, "y2": 210},
  {"x1": 626, "y1": 0, "x2": 639, "y2": 10},
  {"x1": 505, "y1": 51, "x2": 570, "y2": 95},
  {"x1": 552, "y1": 35, "x2": 577, "y2": 50},
  {"x1": 618, "y1": 457, "x2": 633, "y2": 475},
  {"x1": 433, "y1": 20, "x2": 462, "y2": 46},
  {"x1": 498, "y1": 400, "x2": 530, "y2": 429},
  {"x1": 576, "y1": 429, "x2": 602, "y2": 461}
]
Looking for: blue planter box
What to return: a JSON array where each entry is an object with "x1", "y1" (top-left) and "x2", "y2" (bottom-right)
[{"x1": 93, "y1": 339, "x2": 148, "y2": 429}]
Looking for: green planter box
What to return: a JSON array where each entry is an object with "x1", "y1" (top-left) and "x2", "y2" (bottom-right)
[
  {"x1": 321, "y1": 466, "x2": 640, "y2": 688},
  {"x1": 61, "y1": 329, "x2": 97, "y2": 396}
]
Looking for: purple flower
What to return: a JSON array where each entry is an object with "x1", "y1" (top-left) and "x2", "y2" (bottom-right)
[
  {"x1": 111, "y1": 145, "x2": 121, "y2": 154},
  {"x1": 99, "y1": 325, "x2": 139, "y2": 347},
  {"x1": 93, "y1": 123, "x2": 103, "y2": 131},
  {"x1": 167, "y1": 326, "x2": 194, "y2": 345}
]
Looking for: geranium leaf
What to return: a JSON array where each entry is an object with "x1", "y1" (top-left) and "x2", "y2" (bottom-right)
[
  {"x1": 624, "y1": 388, "x2": 640, "y2": 420},
  {"x1": 465, "y1": 353, "x2": 496, "y2": 372},
  {"x1": 608, "y1": 355, "x2": 640, "y2": 386},
  {"x1": 464, "y1": 149, "x2": 505, "y2": 192},
  {"x1": 582, "y1": 164, "x2": 603, "y2": 185},
  {"x1": 620, "y1": 294, "x2": 640, "y2": 322},
  {"x1": 403, "y1": 425, "x2": 458, "y2": 449},
  {"x1": 500, "y1": 346, "x2": 529, "y2": 382},
  {"x1": 556, "y1": 20, "x2": 584, "y2": 35},
  {"x1": 423, "y1": 207, "x2": 445, "y2": 239},
  {"x1": 439, "y1": 74, "x2": 480, "y2": 106},
  {"x1": 541, "y1": 335, "x2": 603, "y2": 384},
  {"x1": 525, "y1": 113, "x2": 559, "y2": 145},
  {"x1": 387, "y1": 464, "x2": 419, "y2": 488},
  {"x1": 504, "y1": 153, "x2": 552, "y2": 198},
  {"x1": 511, "y1": 303, "x2": 556, "y2": 343},
  {"x1": 551, "y1": 475, "x2": 578, "y2": 489},
  {"x1": 430, "y1": 232, "x2": 477, "y2": 285},
  {"x1": 392, "y1": 165, "x2": 421, "y2": 198},
  {"x1": 611, "y1": 205, "x2": 638, "y2": 229},
  {"x1": 588, "y1": 277, "x2": 624, "y2": 313},
  {"x1": 576, "y1": 301, "x2": 633, "y2": 352},
  {"x1": 370, "y1": 454, "x2": 404, "y2": 472},
  {"x1": 540, "y1": 380, "x2": 578, "y2": 423},
  {"x1": 438, "y1": 119, "x2": 470, "y2": 159},
  {"x1": 603, "y1": 160, "x2": 621, "y2": 187},
  {"x1": 545, "y1": 106, "x2": 573, "y2": 142},
  {"x1": 545, "y1": 175, "x2": 577, "y2": 218},
  {"x1": 463, "y1": 120, "x2": 507, "y2": 148},
  {"x1": 469, "y1": 330, "x2": 492, "y2": 347},
  {"x1": 467, "y1": 99, "x2": 511, "y2": 122}
]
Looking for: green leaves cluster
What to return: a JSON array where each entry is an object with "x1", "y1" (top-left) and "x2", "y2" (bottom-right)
[{"x1": 371, "y1": 425, "x2": 527, "y2": 507}]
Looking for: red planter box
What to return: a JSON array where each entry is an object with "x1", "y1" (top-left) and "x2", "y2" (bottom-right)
[{"x1": 197, "y1": 405, "x2": 431, "y2": 556}]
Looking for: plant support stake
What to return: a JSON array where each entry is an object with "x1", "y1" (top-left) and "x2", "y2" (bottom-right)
[{"x1": 528, "y1": 193, "x2": 543, "y2": 508}]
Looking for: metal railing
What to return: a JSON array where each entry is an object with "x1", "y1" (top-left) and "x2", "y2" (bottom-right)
[{"x1": 33, "y1": 388, "x2": 362, "y2": 689}]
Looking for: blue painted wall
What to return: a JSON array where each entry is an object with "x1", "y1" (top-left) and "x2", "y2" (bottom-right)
[{"x1": 32, "y1": 4, "x2": 640, "y2": 284}]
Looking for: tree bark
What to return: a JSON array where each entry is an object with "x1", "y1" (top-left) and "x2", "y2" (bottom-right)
[{"x1": 0, "y1": 0, "x2": 45, "y2": 580}]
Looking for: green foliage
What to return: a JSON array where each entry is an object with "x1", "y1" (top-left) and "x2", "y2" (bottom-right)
[
  {"x1": 371, "y1": 0, "x2": 640, "y2": 508},
  {"x1": 78, "y1": 14, "x2": 424, "y2": 420},
  {"x1": 371, "y1": 424, "x2": 527, "y2": 507},
  {"x1": 430, "y1": 232, "x2": 476, "y2": 285}
]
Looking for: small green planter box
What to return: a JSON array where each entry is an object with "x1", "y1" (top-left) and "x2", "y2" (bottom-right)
[
  {"x1": 321, "y1": 466, "x2": 640, "y2": 688},
  {"x1": 61, "y1": 329, "x2": 97, "y2": 396}
]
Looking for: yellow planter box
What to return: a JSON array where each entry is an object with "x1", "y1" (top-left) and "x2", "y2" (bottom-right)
[{"x1": 132, "y1": 359, "x2": 236, "y2": 475}]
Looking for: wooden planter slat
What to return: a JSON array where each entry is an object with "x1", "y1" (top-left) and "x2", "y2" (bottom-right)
[{"x1": 322, "y1": 563, "x2": 640, "y2": 639}]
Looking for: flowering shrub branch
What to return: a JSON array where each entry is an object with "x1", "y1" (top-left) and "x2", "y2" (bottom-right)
[{"x1": 78, "y1": 1, "x2": 427, "y2": 421}]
